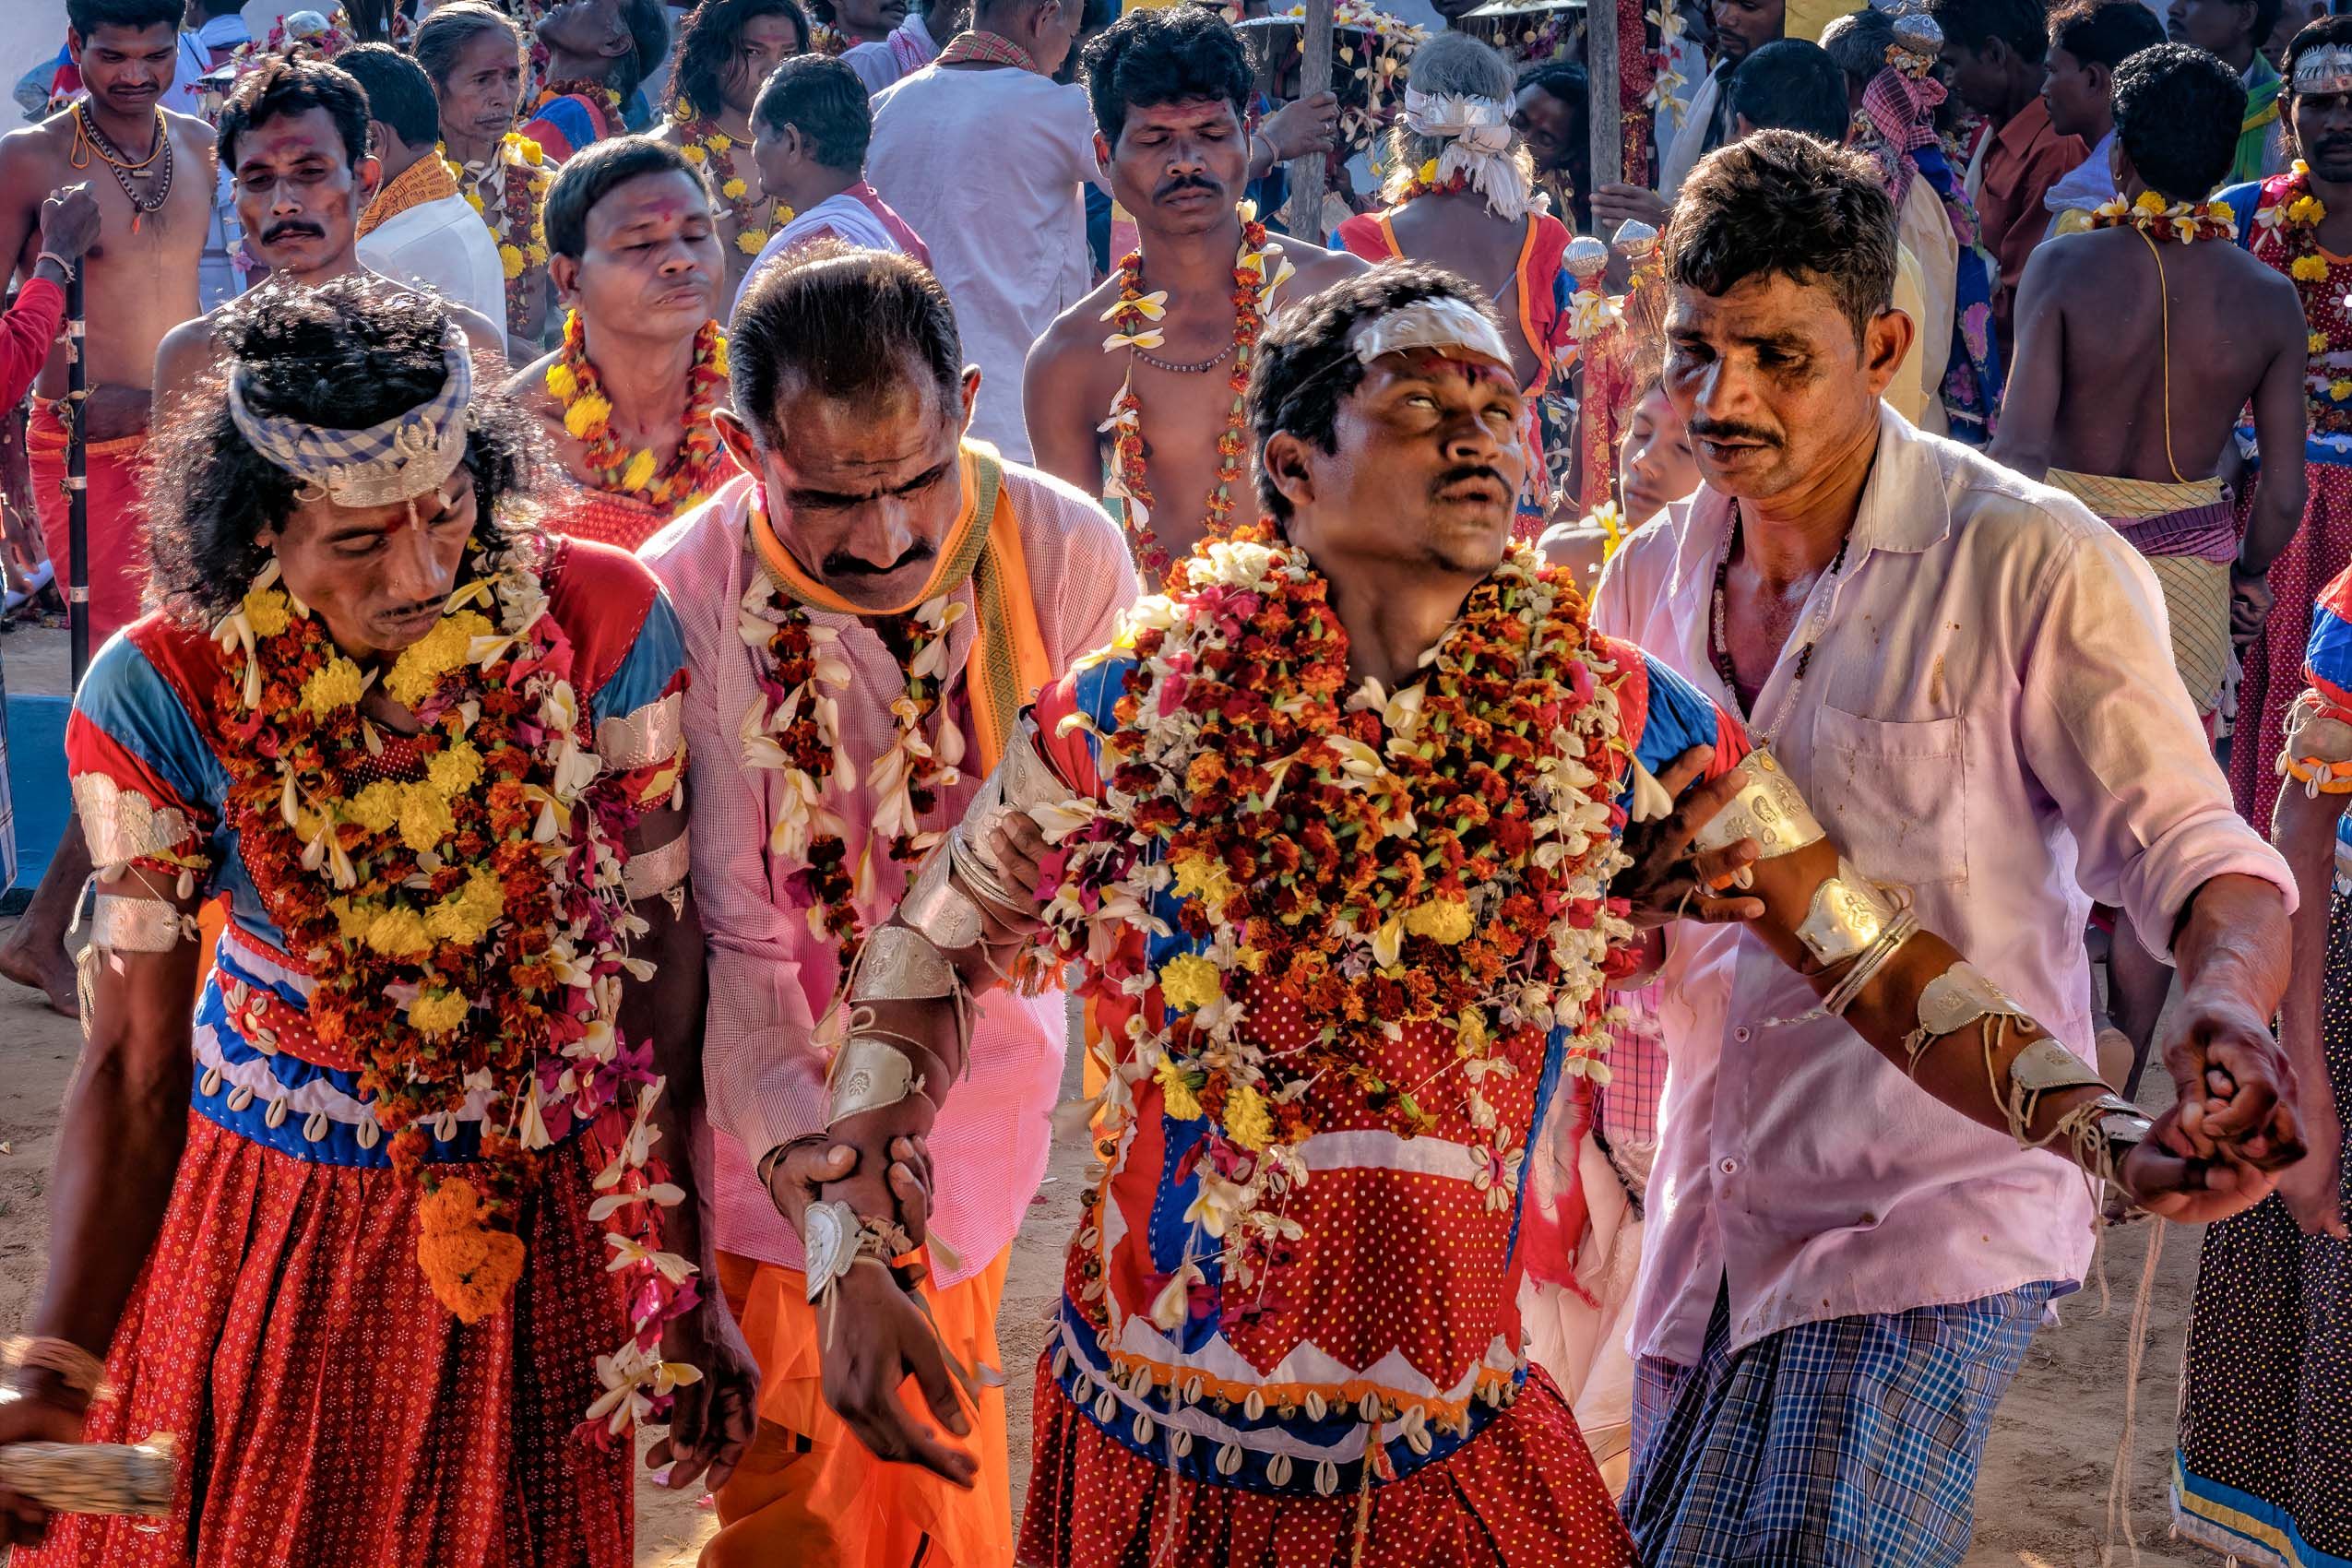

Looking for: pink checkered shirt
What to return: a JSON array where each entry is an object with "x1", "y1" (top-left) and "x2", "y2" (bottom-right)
[{"x1": 642, "y1": 457, "x2": 1138, "y2": 1284}]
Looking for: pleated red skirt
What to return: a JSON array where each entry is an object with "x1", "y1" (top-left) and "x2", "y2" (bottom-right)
[
  {"x1": 13, "y1": 1114, "x2": 632, "y2": 1568},
  {"x1": 1016, "y1": 1362, "x2": 1637, "y2": 1568}
]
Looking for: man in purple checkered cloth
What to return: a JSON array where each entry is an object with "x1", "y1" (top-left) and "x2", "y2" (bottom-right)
[{"x1": 1593, "y1": 128, "x2": 2306, "y2": 1566}]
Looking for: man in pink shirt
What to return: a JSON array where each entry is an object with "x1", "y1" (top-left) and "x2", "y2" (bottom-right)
[
  {"x1": 1595, "y1": 131, "x2": 2299, "y2": 1566},
  {"x1": 641, "y1": 243, "x2": 1135, "y2": 1567}
]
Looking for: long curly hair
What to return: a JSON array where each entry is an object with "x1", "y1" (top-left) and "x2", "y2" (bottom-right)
[
  {"x1": 145, "y1": 278, "x2": 546, "y2": 626},
  {"x1": 667, "y1": 0, "x2": 809, "y2": 118}
]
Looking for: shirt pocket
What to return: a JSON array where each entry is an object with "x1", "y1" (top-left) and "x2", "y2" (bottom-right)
[{"x1": 1808, "y1": 706, "x2": 1970, "y2": 888}]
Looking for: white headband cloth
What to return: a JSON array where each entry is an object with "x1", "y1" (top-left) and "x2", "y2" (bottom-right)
[{"x1": 1348, "y1": 297, "x2": 1516, "y2": 374}]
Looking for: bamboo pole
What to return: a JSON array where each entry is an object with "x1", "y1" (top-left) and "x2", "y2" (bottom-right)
[
  {"x1": 1587, "y1": 0, "x2": 1621, "y2": 196},
  {"x1": 1284, "y1": 0, "x2": 1336, "y2": 240}
]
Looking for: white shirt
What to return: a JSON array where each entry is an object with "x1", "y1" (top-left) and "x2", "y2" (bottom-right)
[
  {"x1": 356, "y1": 189, "x2": 511, "y2": 340},
  {"x1": 1591, "y1": 405, "x2": 2293, "y2": 1368},
  {"x1": 866, "y1": 61, "x2": 1102, "y2": 462},
  {"x1": 731, "y1": 185, "x2": 909, "y2": 318},
  {"x1": 2043, "y1": 128, "x2": 2116, "y2": 239},
  {"x1": 1895, "y1": 175, "x2": 1956, "y2": 437},
  {"x1": 841, "y1": 13, "x2": 939, "y2": 95}
]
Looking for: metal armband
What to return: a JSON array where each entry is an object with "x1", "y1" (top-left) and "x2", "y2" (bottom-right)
[
  {"x1": 89, "y1": 895, "x2": 194, "y2": 953},
  {"x1": 801, "y1": 1198, "x2": 916, "y2": 1305},
  {"x1": 1691, "y1": 750, "x2": 1827, "y2": 861},
  {"x1": 2050, "y1": 1094, "x2": 2154, "y2": 1209},
  {"x1": 1793, "y1": 857, "x2": 1903, "y2": 968},
  {"x1": 2002, "y1": 1035, "x2": 2112, "y2": 1142},
  {"x1": 902, "y1": 718, "x2": 1064, "y2": 947},
  {"x1": 1897, "y1": 960, "x2": 2037, "y2": 1072},
  {"x1": 622, "y1": 829, "x2": 690, "y2": 905},
  {"x1": 826, "y1": 1033, "x2": 929, "y2": 1123}
]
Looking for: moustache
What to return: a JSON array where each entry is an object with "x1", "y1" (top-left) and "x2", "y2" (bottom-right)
[
  {"x1": 821, "y1": 540, "x2": 936, "y2": 578},
  {"x1": 262, "y1": 222, "x2": 326, "y2": 244},
  {"x1": 1431, "y1": 465, "x2": 1511, "y2": 497},
  {"x1": 1686, "y1": 420, "x2": 1780, "y2": 447},
  {"x1": 1155, "y1": 175, "x2": 1223, "y2": 201}
]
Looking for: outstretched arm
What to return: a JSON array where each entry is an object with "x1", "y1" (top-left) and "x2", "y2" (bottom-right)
[
  {"x1": 0, "y1": 862, "x2": 200, "y2": 1545},
  {"x1": 1653, "y1": 750, "x2": 2295, "y2": 1217}
]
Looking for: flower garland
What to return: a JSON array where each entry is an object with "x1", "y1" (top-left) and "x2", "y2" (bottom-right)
[
  {"x1": 1099, "y1": 210, "x2": 1291, "y2": 586},
  {"x1": 541, "y1": 77, "x2": 624, "y2": 132},
  {"x1": 208, "y1": 540, "x2": 699, "y2": 1439},
  {"x1": 671, "y1": 101, "x2": 787, "y2": 258},
  {"x1": 443, "y1": 131, "x2": 553, "y2": 336},
  {"x1": 737, "y1": 503, "x2": 968, "y2": 947},
  {"x1": 2254, "y1": 161, "x2": 2352, "y2": 433},
  {"x1": 1645, "y1": 0, "x2": 1691, "y2": 126},
  {"x1": 809, "y1": 19, "x2": 850, "y2": 53},
  {"x1": 2089, "y1": 188, "x2": 2239, "y2": 244},
  {"x1": 545, "y1": 312, "x2": 733, "y2": 511},
  {"x1": 1035, "y1": 536, "x2": 1634, "y2": 1300},
  {"x1": 1400, "y1": 161, "x2": 1471, "y2": 202}
]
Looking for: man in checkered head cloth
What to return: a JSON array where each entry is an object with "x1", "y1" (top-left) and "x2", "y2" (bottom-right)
[{"x1": 0, "y1": 274, "x2": 755, "y2": 1566}]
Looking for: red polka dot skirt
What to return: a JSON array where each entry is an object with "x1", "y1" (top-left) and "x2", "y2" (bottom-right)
[{"x1": 1017, "y1": 1361, "x2": 1636, "y2": 1567}]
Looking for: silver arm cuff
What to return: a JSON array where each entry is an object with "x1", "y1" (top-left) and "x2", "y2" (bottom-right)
[
  {"x1": 1794, "y1": 858, "x2": 1903, "y2": 968},
  {"x1": 90, "y1": 895, "x2": 194, "y2": 953},
  {"x1": 1690, "y1": 749, "x2": 1826, "y2": 860}
]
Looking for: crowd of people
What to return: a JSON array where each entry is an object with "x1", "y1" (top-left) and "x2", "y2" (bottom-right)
[{"x1": 0, "y1": 0, "x2": 2344, "y2": 1564}]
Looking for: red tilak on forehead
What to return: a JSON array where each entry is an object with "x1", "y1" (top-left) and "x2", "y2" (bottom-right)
[{"x1": 1399, "y1": 347, "x2": 1514, "y2": 387}]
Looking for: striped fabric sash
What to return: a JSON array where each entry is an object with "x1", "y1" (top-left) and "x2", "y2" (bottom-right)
[{"x1": 2045, "y1": 468, "x2": 2238, "y2": 561}]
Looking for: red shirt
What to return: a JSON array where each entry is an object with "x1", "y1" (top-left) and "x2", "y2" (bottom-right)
[
  {"x1": 1975, "y1": 97, "x2": 2087, "y2": 358},
  {"x1": 1, "y1": 275, "x2": 64, "y2": 409}
]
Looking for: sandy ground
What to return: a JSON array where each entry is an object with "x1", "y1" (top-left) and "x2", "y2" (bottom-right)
[{"x1": 0, "y1": 621, "x2": 2225, "y2": 1568}]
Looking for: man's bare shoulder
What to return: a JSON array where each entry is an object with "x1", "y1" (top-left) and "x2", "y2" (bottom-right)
[
  {"x1": 162, "y1": 105, "x2": 217, "y2": 155},
  {"x1": 1279, "y1": 236, "x2": 1368, "y2": 294},
  {"x1": 0, "y1": 118, "x2": 71, "y2": 188},
  {"x1": 1033, "y1": 272, "x2": 1123, "y2": 364}
]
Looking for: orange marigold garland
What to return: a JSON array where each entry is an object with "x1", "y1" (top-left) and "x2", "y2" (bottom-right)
[
  {"x1": 1099, "y1": 208, "x2": 1291, "y2": 586},
  {"x1": 546, "y1": 312, "x2": 733, "y2": 512},
  {"x1": 737, "y1": 498, "x2": 968, "y2": 949},
  {"x1": 2251, "y1": 162, "x2": 2352, "y2": 433},
  {"x1": 208, "y1": 540, "x2": 701, "y2": 1440},
  {"x1": 1035, "y1": 536, "x2": 1634, "y2": 1301}
]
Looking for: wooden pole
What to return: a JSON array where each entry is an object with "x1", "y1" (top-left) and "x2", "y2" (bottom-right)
[
  {"x1": 64, "y1": 263, "x2": 89, "y2": 690},
  {"x1": 1587, "y1": 0, "x2": 1622, "y2": 198},
  {"x1": 1284, "y1": 0, "x2": 1336, "y2": 241}
]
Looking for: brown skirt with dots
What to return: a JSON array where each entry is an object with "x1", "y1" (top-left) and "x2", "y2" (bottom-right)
[{"x1": 2172, "y1": 886, "x2": 2352, "y2": 1568}]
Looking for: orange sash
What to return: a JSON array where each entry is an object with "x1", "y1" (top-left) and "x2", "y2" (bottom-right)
[{"x1": 746, "y1": 441, "x2": 1051, "y2": 773}]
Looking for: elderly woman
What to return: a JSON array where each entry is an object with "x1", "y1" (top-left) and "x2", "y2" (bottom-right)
[
  {"x1": 1338, "y1": 30, "x2": 1575, "y2": 538},
  {"x1": 0, "y1": 277, "x2": 752, "y2": 1566}
]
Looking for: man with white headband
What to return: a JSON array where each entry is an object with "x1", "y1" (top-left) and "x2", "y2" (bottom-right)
[
  {"x1": 788, "y1": 262, "x2": 2293, "y2": 1568},
  {"x1": 0, "y1": 277, "x2": 754, "y2": 1566},
  {"x1": 1025, "y1": 4, "x2": 1355, "y2": 586},
  {"x1": 1339, "y1": 31, "x2": 1575, "y2": 536},
  {"x1": 1596, "y1": 130, "x2": 2296, "y2": 1567}
]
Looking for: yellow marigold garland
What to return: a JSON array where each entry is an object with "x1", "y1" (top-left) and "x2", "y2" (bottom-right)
[
  {"x1": 546, "y1": 311, "x2": 733, "y2": 514},
  {"x1": 671, "y1": 100, "x2": 786, "y2": 258}
]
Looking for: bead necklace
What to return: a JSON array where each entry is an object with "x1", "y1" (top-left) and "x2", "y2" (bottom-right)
[
  {"x1": 72, "y1": 102, "x2": 173, "y2": 232},
  {"x1": 1707, "y1": 505, "x2": 1852, "y2": 744}
]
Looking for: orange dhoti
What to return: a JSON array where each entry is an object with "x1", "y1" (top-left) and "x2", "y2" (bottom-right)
[
  {"x1": 28, "y1": 400, "x2": 149, "y2": 645},
  {"x1": 706, "y1": 1248, "x2": 1014, "y2": 1568}
]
